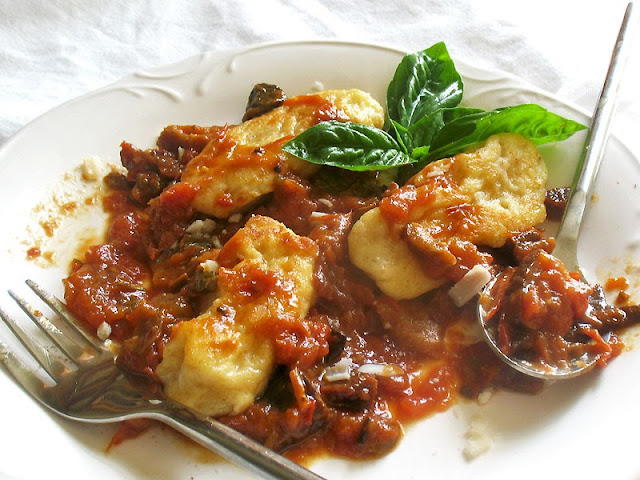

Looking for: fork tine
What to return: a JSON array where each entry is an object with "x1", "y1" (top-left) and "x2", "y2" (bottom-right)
[
  {"x1": 0, "y1": 307, "x2": 66, "y2": 379},
  {"x1": 8, "y1": 290, "x2": 88, "y2": 362},
  {"x1": 26, "y1": 280, "x2": 103, "y2": 351},
  {"x1": 0, "y1": 339, "x2": 50, "y2": 401}
]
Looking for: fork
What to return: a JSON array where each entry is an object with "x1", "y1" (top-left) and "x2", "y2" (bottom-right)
[{"x1": 0, "y1": 279, "x2": 326, "y2": 480}]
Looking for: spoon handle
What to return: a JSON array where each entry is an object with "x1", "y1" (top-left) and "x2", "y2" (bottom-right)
[{"x1": 553, "y1": 2, "x2": 636, "y2": 273}]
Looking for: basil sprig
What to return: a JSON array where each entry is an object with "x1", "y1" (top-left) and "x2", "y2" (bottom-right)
[
  {"x1": 281, "y1": 121, "x2": 412, "y2": 171},
  {"x1": 282, "y1": 42, "x2": 586, "y2": 174}
]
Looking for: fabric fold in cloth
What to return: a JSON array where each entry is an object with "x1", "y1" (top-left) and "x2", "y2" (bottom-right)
[{"x1": 1, "y1": 0, "x2": 638, "y2": 155}]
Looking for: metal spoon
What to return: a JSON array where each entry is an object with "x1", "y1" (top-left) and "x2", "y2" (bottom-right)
[{"x1": 477, "y1": 2, "x2": 635, "y2": 380}]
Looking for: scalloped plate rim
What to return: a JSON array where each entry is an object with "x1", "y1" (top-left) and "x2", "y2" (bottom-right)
[{"x1": 1, "y1": 40, "x2": 639, "y2": 480}]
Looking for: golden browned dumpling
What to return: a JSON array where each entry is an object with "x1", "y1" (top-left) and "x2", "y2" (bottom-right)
[
  {"x1": 156, "y1": 215, "x2": 317, "y2": 416},
  {"x1": 349, "y1": 207, "x2": 446, "y2": 299},
  {"x1": 349, "y1": 133, "x2": 548, "y2": 299},
  {"x1": 181, "y1": 89, "x2": 385, "y2": 218}
]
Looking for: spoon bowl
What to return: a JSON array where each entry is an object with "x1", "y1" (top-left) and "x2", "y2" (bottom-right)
[{"x1": 478, "y1": 273, "x2": 610, "y2": 380}]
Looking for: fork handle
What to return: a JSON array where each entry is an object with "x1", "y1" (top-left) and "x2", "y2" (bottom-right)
[{"x1": 152, "y1": 403, "x2": 326, "y2": 480}]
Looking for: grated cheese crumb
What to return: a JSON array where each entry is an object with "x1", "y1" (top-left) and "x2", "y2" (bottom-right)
[
  {"x1": 424, "y1": 163, "x2": 450, "y2": 178},
  {"x1": 311, "y1": 80, "x2": 325, "y2": 92},
  {"x1": 186, "y1": 218, "x2": 217, "y2": 235},
  {"x1": 324, "y1": 357, "x2": 353, "y2": 382},
  {"x1": 200, "y1": 259, "x2": 219, "y2": 274},
  {"x1": 357, "y1": 363, "x2": 404, "y2": 377},
  {"x1": 463, "y1": 414, "x2": 493, "y2": 460},
  {"x1": 97, "y1": 321, "x2": 112, "y2": 341},
  {"x1": 449, "y1": 264, "x2": 492, "y2": 307},
  {"x1": 201, "y1": 218, "x2": 217, "y2": 233},
  {"x1": 186, "y1": 219, "x2": 205, "y2": 234},
  {"x1": 79, "y1": 156, "x2": 103, "y2": 182},
  {"x1": 477, "y1": 389, "x2": 494, "y2": 405}
]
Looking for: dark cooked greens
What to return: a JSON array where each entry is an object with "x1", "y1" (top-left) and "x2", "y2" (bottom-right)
[{"x1": 282, "y1": 42, "x2": 586, "y2": 174}]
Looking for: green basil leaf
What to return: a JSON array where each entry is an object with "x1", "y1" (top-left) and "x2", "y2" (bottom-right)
[
  {"x1": 282, "y1": 42, "x2": 587, "y2": 179},
  {"x1": 387, "y1": 42, "x2": 463, "y2": 129},
  {"x1": 282, "y1": 121, "x2": 414, "y2": 171},
  {"x1": 410, "y1": 145, "x2": 430, "y2": 161},
  {"x1": 408, "y1": 106, "x2": 485, "y2": 149},
  {"x1": 390, "y1": 119, "x2": 412, "y2": 153},
  {"x1": 427, "y1": 104, "x2": 587, "y2": 160}
]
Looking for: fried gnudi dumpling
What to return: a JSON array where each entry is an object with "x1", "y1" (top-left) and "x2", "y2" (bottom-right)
[
  {"x1": 181, "y1": 89, "x2": 385, "y2": 218},
  {"x1": 349, "y1": 133, "x2": 548, "y2": 299},
  {"x1": 156, "y1": 215, "x2": 317, "y2": 416}
]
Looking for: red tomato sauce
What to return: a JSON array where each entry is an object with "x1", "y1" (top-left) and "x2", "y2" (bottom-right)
[{"x1": 60, "y1": 92, "x2": 634, "y2": 463}]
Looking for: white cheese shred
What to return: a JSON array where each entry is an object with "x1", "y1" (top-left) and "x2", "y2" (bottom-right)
[
  {"x1": 323, "y1": 357, "x2": 353, "y2": 382},
  {"x1": 79, "y1": 156, "x2": 102, "y2": 182},
  {"x1": 200, "y1": 259, "x2": 219, "y2": 274},
  {"x1": 357, "y1": 363, "x2": 404, "y2": 377},
  {"x1": 463, "y1": 414, "x2": 493, "y2": 460},
  {"x1": 311, "y1": 80, "x2": 325, "y2": 92},
  {"x1": 97, "y1": 321, "x2": 112, "y2": 341},
  {"x1": 186, "y1": 218, "x2": 217, "y2": 235},
  {"x1": 448, "y1": 264, "x2": 492, "y2": 307},
  {"x1": 477, "y1": 389, "x2": 494, "y2": 405}
]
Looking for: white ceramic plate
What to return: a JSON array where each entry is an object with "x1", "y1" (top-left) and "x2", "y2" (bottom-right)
[{"x1": 1, "y1": 41, "x2": 639, "y2": 480}]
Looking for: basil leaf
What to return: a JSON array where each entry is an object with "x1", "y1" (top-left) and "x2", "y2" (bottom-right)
[
  {"x1": 282, "y1": 121, "x2": 414, "y2": 171},
  {"x1": 408, "y1": 106, "x2": 485, "y2": 151},
  {"x1": 410, "y1": 145, "x2": 430, "y2": 162},
  {"x1": 390, "y1": 119, "x2": 412, "y2": 153},
  {"x1": 283, "y1": 42, "x2": 587, "y2": 179},
  {"x1": 387, "y1": 42, "x2": 463, "y2": 129},
  {"x1": 427, "y1": 104, "x2": 587, "y2": 160}
]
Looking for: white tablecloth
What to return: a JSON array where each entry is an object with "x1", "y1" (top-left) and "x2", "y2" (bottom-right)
[{"x1": 2, "y1": 0, "x2": 638, "y2": 155}]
